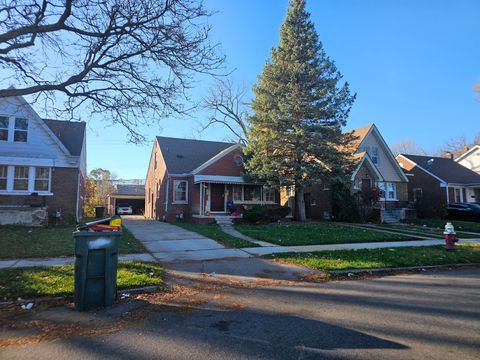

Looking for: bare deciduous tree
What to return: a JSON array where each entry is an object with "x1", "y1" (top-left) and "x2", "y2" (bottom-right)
[
  {"x1": 438, "y1": 132, "x2": 480, "y2": 158},
  {"x1": 390, "y1": 139, "x2": 428, "y2": 156},
  {"x1": 202, "y1": 78, "x2": 249, "y2": 144},
  {"x1": 0, "y1": 0, "x2": 224, "y2": 142}
]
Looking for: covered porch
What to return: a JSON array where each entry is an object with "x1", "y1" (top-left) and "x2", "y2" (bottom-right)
[
  {"x1": 193, "y1": 175, "x2": 276, "y2": 219},
  {"x1": 448, "y1": 184, "x2": 480, "y2": 203}
]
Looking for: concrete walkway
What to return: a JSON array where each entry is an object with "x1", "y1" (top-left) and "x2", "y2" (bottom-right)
[
  {"x1": 218, "y1": 224, "x2": 279, "y2": 247},
  {"x1": 123, "y1": 218, "x2": 251, "y2": 262},
  {"x1": 241, "y1": 238, "x2": 480, "y2": 256},
  {"x1": 0, "y1": 253, "x2": 155, "y2": 269}
]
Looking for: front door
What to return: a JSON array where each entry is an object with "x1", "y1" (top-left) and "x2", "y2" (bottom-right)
[{"x1": 210, "y1": 184, "x2": 225, "y2": 212}]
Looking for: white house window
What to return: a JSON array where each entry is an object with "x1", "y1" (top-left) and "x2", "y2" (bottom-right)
[
  {"x1": 365, "y1": 146, "x2": 379, "y2": 164},
  {"x1": 377, "y1": 182, "x2": 397, "y2": 200},
  {"x1": 173, "y1": 180, "x2": 188, "y2": 203},
  {"x1": 244, "y1": 185, "x2": 261, "y2": 201},
  {"x1": 14, "y1": 166, "x2": 29, "y2": 190},
  {"x1": 14, "y1": 118, "x2": 28, "y2": 142},
  {"x1": 34, "y1": 167, "x2": 50, "y2": 191},
  {"x1": 0, "y1": 117, "x2": 8, "y2": 141},
  {"x1": 232, "y1": 184, "x2": 243, "y2": 201},
  {"x1": 0, "y1": 166, "x2": 7, "y2": 190},
  {"x1": 264, "y1": 188, "x2": 275, "y2": 202}
]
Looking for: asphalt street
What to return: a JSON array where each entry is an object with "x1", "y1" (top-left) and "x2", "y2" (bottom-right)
[{"x1": 1, "y1": 267, "x2": 479, "y2": 360}]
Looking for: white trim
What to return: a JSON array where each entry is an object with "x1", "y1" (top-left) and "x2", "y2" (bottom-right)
[
  {"x1": 172, "y1": 179, "x2": 188, "y2": 204},
  {"x1": 360, "y1": 125, "x2": 409, "y2": 182},
  {"x1": 455, "y1": 145, "x2": 480, "y2": 162},
  {"x1": 396, "y1": 154, "x2": 448, "y2": 186},
  {"x1": 191, "y1": 144, "x2": 243, "y2": 174},
  {"x1": 8, "y1": 95, "x2": 72, "y2": 156},
  {"x1": 351, "y1": 153, "x2": 384, "y2": 182},
  {"x1": 194, "y1": 175, "x2": 250, "y2": 184}
]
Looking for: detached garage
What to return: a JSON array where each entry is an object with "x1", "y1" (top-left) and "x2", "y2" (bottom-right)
[{"x1": 108, "y1": 185, "x2": 145, "y2": 215}]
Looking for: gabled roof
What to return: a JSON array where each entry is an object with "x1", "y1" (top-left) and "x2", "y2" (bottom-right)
[
  {"x1": 156, "y1": 136, "x2": 237, "y2": 174},
  {"x1": 352, "y1": 151, "x2": 384, "y2": 181},
  {"x1": 43, "y1": 119, "x2": 86, "y2": 156},
  {"x1": 351, "y1": 123, "x2": 374, "y2": 150},
  {"x1": 115, "y1": 184, "x2": 145, "y2": 196},
  {"x1": 350, "y1": 123, "x2": 409, "y2": 182},
  {"x1": 399, "y1": 154, "x2": 480, "y2": 185},
  {"x1": 455, "y1": 145, "x2": 480, "y2": 162}
]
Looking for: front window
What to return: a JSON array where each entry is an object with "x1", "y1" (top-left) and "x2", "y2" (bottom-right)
[
  {"x1": 34, "y1": 167, "x2": 50, "y2": 191},
  {"x1": 14, "y1": 118, "x2": 28, "y2": 142},
  {"x1": 377, "y1": 182, "x2": 397, "y2": 200},
  {"x1": 173, "y1": 180, "x2": 188, "y2": 203},
  {"x1": 264, "y1": 188, "x2": 275, "y2": 202},
  {"x1": 244, "y1": 185, "x2": 261, "y2": 201},
  {"x1": 233, "y1": 184, "x2": 243, "y2": 201},
  {"x1": 0, "y1": 116, "x2": 8, "y2": 141},
  {"x1": 0, "y1": 166, "x2": 7, "y2": 190},
  {"x1": 454, "y1": 188, "x2": 462, "y2": 203},
  {"x1": 14, "y1": 166, "x2": 29, "y2": 190}
]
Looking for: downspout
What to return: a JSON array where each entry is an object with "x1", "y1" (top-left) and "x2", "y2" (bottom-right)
[
  {"x1": 75, "y1": 171, "x2": 81, "y2": 223},
  {"x1": 165, "y1": 176, "x2": 169, "y2": 212}
]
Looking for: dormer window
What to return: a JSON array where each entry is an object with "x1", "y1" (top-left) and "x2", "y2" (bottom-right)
[{"x1": 14, "y1": 118, "x2": 28, "y2": 142}]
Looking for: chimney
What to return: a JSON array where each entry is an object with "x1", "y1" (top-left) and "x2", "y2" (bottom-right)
[{"x1": 442, "y1": 151, "x2": 454, "y2": 160}]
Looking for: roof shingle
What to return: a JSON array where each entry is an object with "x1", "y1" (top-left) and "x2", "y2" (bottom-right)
[
  {"x1": 44, "y1": 119, "x2": 86, "y2": 156},
  {"x1": 156, "y1": 136, "x2": 236, "y2": 174},
  {"x1": 401, "y1": 154, "x2": 480, "y2": 184}
]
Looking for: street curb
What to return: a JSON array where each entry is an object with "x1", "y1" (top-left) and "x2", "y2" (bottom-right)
[
  {"x1": 0, "y1": 285, "x2": 163, "y2": 309},
  {"x1": 329, "y1": 262, "x2": 480, "y2": 276}
]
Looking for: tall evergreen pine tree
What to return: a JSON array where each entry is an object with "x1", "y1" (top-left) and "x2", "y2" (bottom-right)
[{"x1": 244, "y1": 0, "x2": 356, "y2": 221}]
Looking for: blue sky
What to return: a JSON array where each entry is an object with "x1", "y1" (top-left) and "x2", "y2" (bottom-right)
[{"x1": 86, "y1": 0, "x2": 480, "y2": 179}]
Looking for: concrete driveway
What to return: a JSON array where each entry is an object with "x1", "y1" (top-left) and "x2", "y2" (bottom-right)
[{"x1": 122, "y1": 217, "x2": 251, "y2": 262}]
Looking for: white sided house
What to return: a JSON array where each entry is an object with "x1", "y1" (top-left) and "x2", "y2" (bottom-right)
[
  {"x1": 0, "y1": 95, "x2": 86, "y2": 225},
  {"x1": 456, "y1": 145, "x2": 480, "y2": 175}
]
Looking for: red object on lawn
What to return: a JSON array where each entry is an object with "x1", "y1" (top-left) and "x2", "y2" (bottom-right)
[{"x1": 444, "y1": 233, "x2": 459, "y2": 251}]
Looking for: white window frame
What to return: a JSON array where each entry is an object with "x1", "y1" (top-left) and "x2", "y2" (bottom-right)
[
  {"x1": 0, "y1": 116, "x2": 8, "y2": 142},
  {"x1": 0, "y1": 165, "x2": 53, "y2": 195},
  {"x1": 232, "y1": 184, "x2": 243, "y2": 202},
  {"x1": 13, "y1": 117, "x2": 28, "y2": 142},
  {"x1": 263, "y1": 188, "x2": 275, "y2": 203},
  {"x1": 173, "y1": 180, "x2": 188, "y2": 204},
  {"x1": 377, "y1": 182, "x2": 397, "y2": 201},
  {"x1": 13, "y1": 166, "x2": 29, "y2": 191},
  {"x1": 0, "y1": 165, "x2": 7, "y2": 190},
  {"x1": 34, "y1": 167, "x2": 51, "y2": 192}
]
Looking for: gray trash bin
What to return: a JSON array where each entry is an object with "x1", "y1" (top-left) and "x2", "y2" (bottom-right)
[{"x1": 73, "y1": 229, "x2": 121, "y2": 311}]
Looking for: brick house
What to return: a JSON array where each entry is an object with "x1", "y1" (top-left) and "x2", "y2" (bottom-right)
[
  {"x1": 350, "y1": 124, "x2": 409, "y2": 221},
  {"x1": 145, "y1": 136, "x2": 278, "y2": 222},
  {"x1": 396, "y1": 153, "x2": 480, "y2": 206},
  {"x1": 0, "y1": 95, "x2": 86, "y2": 225}
]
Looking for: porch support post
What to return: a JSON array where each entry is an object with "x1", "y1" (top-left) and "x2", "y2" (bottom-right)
[{"x1": 200, "y1": 182, "x2": 204, "y2": 216}]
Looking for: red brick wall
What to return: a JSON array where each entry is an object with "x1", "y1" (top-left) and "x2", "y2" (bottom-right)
[
  {"x1": 197, "y1": 149, "x2": 245, "y2": 176},
  {"x1": 0, "y1": 167, "x2": 80, "y2": 225},
  {"x1": 145, "y1": 141, "x2": 167, "y2": 219}
]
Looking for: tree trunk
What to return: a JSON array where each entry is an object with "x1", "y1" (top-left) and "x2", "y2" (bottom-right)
[{"x1": 295, "y1": 186, "x2": 307, "y2": 222}]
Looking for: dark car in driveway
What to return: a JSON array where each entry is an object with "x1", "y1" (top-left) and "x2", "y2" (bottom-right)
[{"x1": 447, "y1": 203, "x2": 480, "y2": 221}]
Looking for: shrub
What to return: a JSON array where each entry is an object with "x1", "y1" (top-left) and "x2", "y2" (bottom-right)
[{"x1": 243, "y1": 205, "x2": 290, "y2": 224}]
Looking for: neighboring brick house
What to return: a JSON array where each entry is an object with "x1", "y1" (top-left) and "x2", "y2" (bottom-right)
[
  {"x1": 145, "y1": 136, "x2": 277, "y2": 222},
  {"x1": 0, "y1": 95, "x2": 86, "y2": 225},
  {"x1": 396, "y1": 154, "x2": 480, "y2": 206},
  {"x1": 349, "y1": 124, "x2": 409, "y2": 221}
]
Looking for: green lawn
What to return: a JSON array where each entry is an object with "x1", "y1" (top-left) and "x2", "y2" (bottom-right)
[
  {"x1": 174, "y1": 221, "x2": 259, "y2": 248},
  {"x1": 377, "y1": 224, "x2": 479, "y2": 239},
  {"x1": 0, "y1": 261, "x2": 164, "y2": 301},
  {"x1": 0, "y1": 226, "x2": 146, "y2": 259},
  {"x1": 270, "y1": 244, "x2": 480, "y2": 271},
  {"x1": 235, "y1": 222, "x2": 415, "y2": 246},
  {"x1": 407, "y1": 218, "x2": 480, "y2": 233}
]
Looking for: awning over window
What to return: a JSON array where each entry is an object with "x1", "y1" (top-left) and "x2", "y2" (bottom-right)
[{"x1": 193, "y1": 175, "x2": 257, "y2": 184}]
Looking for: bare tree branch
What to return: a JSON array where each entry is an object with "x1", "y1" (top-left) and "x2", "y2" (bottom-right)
[
  {"x1": 0, "y1": 0, "x2": 225, "y2": 142},
  {"x1": 202, "y1": 78, "x2": 249, "y2": 144},
  {"x1": 390, "y1": 139, "x2": 428, "y2": 156}
]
